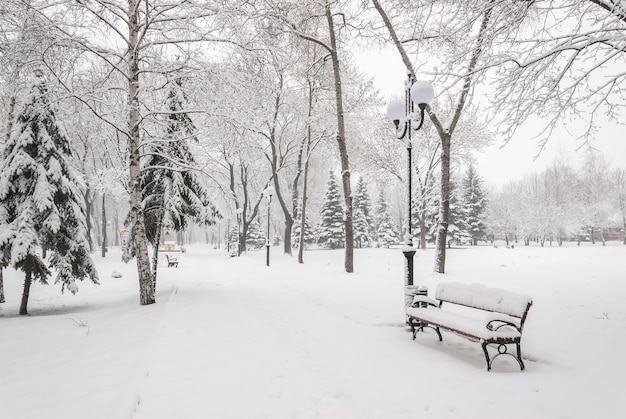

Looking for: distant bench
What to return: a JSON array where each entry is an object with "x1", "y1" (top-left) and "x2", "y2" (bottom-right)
[
  {"x1": 165, "y1": 254, "x2": 179, "y2": 267},
  {"x1": 406, "y1": 282, "x2": 533, "y2": 371}
]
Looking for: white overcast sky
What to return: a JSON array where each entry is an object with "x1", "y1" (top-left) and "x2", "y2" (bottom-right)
[{"x1": 357, "y1": 48, "x2": 625, "y2": 188}]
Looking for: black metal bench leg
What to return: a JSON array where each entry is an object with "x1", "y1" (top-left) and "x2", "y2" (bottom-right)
[
  {"x1": 482, "y1": 342, "x2": 492, "y2": 371},
  {"x1": 409, "y1": 318, "x2": 417, "y2": 340},
  {"x1": 516, "y1": 343, "x2": 525, "y2": 371}
]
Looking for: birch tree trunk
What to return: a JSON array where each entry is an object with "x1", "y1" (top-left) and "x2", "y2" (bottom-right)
[
  {"x1": 326, "y1": 3, "x2": 354, "y2": 272},
  {"x1": 298, "y1": 80, "x2": 315, "y2": 264},
  {"x1": 128, "y1": 0, "x2": 154, "y2": 305},
  {"x1": 151, "y1": 212, "x2": 164, "y2": 291}
]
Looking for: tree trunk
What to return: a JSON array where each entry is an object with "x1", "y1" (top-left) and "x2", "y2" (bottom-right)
[
  {"x1": 434, "y1": 133, "x2": 451, "y2": 273},
  {"x1": 326, "y1": 4, "x2": 354, "y2": 273},
  {"x1": 298, "y1": 84, "x2": 314, "y2": 264},
  {"x1": 128, "y1": 0, "x2": 154, "y2": 305},
  {"x1": 0, "y1": 269, "x2": 5, "y2": 304},
  {"x1": 151, "y1": 212, "x2": 163, "y2": 292},
  {"x1": 101, "y1": 192, "x2": 107, "y2": 258},
  {"x1": 19, "y1": 262, "x2": 33, "y2": 315},
  {"x1": 85, "y1": 185, "x2": 94, "y2": 253}
]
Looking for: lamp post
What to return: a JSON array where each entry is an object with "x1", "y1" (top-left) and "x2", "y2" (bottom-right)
[
  {"x1": 235, "y1": 207, "x2": 243, "y2": 257},
  {"x1": 262, "y1": 185, "x2": 275, "y2": 266},
  {"x1": 386, "y1": 73, "x2": 434, "y2": 311}
]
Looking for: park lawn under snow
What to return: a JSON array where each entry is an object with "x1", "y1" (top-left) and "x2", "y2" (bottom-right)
[{"x1": 1, "y1": 242, "x2": 625, "y2": 419}]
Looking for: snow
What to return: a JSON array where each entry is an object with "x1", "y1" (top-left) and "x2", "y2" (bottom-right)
[
  {"x1": 1, "y1": 243, "x2": 625, "y2": 418},
  {"x1": 434, "y1": 282, "x2": 532, "y2": 317},
  {"x1": 406, "y1": 306, "x2": 522, "y2": 341}
]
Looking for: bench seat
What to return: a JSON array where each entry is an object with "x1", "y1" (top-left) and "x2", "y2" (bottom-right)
[{"x1": 406, "y1": 306, "x2": 522, "y2": 341}]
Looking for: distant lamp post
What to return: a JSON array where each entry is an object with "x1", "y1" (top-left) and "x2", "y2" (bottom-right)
[
  {"x1": 386, "y1": 73, "x2": 434, "y2": 311},
  {"x1": 262, "y1": 185, "x2": 275, "y2": 266},
  {"x1": 235, "y1": 207, "x2": 244, "y2": 257}
]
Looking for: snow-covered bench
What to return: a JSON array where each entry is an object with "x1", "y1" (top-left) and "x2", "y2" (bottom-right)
[
  {"x1": 406, "y1": 282, "x2": 533, "y2": 371},
  {"x1": 165, "y1": 254, "x2": 178, "y2": 267}
]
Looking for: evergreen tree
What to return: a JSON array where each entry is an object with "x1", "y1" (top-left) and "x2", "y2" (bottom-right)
[
  {"x1": 228, "y1": 224, "x2": 239, "y2": 256},
  {"x1": 374, "y1": 189, "x2": 397, "y2": 248},
  {"x1": 317, "y1": 171, "x2": 345, "y2": 249},
  {"x1": 246, "y1": 220, "x2": 265, "y2": 249},
  {"x1": 353, "y1": 209, "x2": 372, "y2": 248},
  {"x1": 291, "y1": 200, "x2": 314, "y2": 249},
  {"x1": 447, "y1": 179, "x2": 472, "y2": 247},
  {"x1": 423, "y1": 176, "x2": 440, "y2": 245},
  {"x1": 353, "y1": 176, "x2": 374, "y2": 247},
  {"x1": 0, "y1": 74, "x2": 98, "y2": 315},
  {"x1": 412, "y1": 174, "x2": 438, "y2": 248},
  {"x1": 462, "y1": 164, "x2": 488, "y2": 245},
  {"x1": 141, "y1": 78, "x2": 219, "y2": 280}
]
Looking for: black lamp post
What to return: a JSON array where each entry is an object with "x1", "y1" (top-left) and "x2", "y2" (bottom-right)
[
  {"x1": 235, "y1": 207, "x2": 243, "y2": 257},
  {"x1": 262, "y1": 185, "x2": 275, "y2": 266},
  {"x1": 386, "y1": 73, "x2": 434, "y2": 310}
]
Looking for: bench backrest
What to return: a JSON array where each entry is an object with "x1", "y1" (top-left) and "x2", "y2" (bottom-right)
[{"x1": 435, "y1": 282, "x2": 532, "y2": 319}]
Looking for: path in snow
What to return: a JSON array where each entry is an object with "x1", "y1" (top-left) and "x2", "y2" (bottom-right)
[{"x1": 130, "y1": 250, "x2": 412, "y2": 419}]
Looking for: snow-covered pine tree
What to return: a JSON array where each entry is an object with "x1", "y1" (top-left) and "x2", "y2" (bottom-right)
[
  {"x1": 353, "y1": 209, "x2": 372, "y2": 248},
  {"x1": 446, "y1": 179, "x2": 472, "y2": 247},
  {"x1": 246, "y1": 220, "x2": 265, "y2": 249},
  {"x1": 142, "y1": 78, "x2": 219, "y2": 283},
  {"x1": 0, "y1": 74, "x2": 98, "y2": 315},
  {"x1": 423, "y1": 177, "x2": 440, "y2": 245},
  {"x1": 374, "y1": 189, "x2": 397, "y2": 248},
  {"x1": 317, "y1": 171, "x2": 345, "y2": 249},
  {"x1": 462, "y1": 164, "x2": 488, "y2": 245},
  {"x1": 228, "y1": 225, "x2": 239, "y2": 256},
  {"x1": 291, "y1": 200, "x2": 314, "y2": 249},
  {"x1": 353, "y1": 176, "x2": 374, "y2": 247}
]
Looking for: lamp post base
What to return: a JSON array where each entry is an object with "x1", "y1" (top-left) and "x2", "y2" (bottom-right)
[{"x1": 402, "y1": 247, "x2": 427, "y2": 315}]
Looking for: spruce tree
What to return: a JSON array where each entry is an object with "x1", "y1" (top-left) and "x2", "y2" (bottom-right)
[
  {"x1": 317, "y1": 171, "x2": 345, "y2": 249},
  {"x1": 374, "y1": 189, "x2": 397, "y2": 248},
  {"x1": 353, "y1": 176, "x2": 373, "y2": 247},
  {"x1": 0, "y1": 74, "x2": 98, "y2": 315},
  {"x1": 141, "y1": 78, "x2": 219, "y2": 281},
  {"x1": 462, "y1": 164, "x2": 488, "y2": 245},
  {"x1": 353, "y1": 209, "x2": 372, "y2": 248},
  {"x1": 246, "y1": 220, "x2": 265, "y2": 249},
  {"x1": 291, "y1": 200, "x2": 314, "y2": 249},
  {"x1": 228, "y1": 225, "x2": 239, "y2": 256},
  {"x1": 447, "y1": 179, "x2": 472, "y2": 247}
]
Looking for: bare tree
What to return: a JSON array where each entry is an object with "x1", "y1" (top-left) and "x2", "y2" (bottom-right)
[
  {"x1": 261, "y1": 0, "x2": 357, "y2": 272},
  {"x1": 372, "y1": 0, "x2": 496, "y2": 272},
  {"x1": 490, "y1": 0, "x2": 626, "y2": 150}
]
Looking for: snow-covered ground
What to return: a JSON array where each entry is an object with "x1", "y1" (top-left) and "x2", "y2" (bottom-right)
[{"x1": 1, "y1": 242, "x2": 625, "y2": 419}]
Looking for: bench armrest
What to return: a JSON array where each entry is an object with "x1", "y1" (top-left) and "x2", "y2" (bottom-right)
[
  {"x1": 485, "y1": 313, "x2": 521, "y2": 333},
  {"x1": 411, "y1": 295, "x2": 440, "y2": 308}
]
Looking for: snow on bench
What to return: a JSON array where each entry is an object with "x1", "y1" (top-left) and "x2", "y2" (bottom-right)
[{"x1": 406, "y1": 282, "x2": 533, "y2": 371}]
